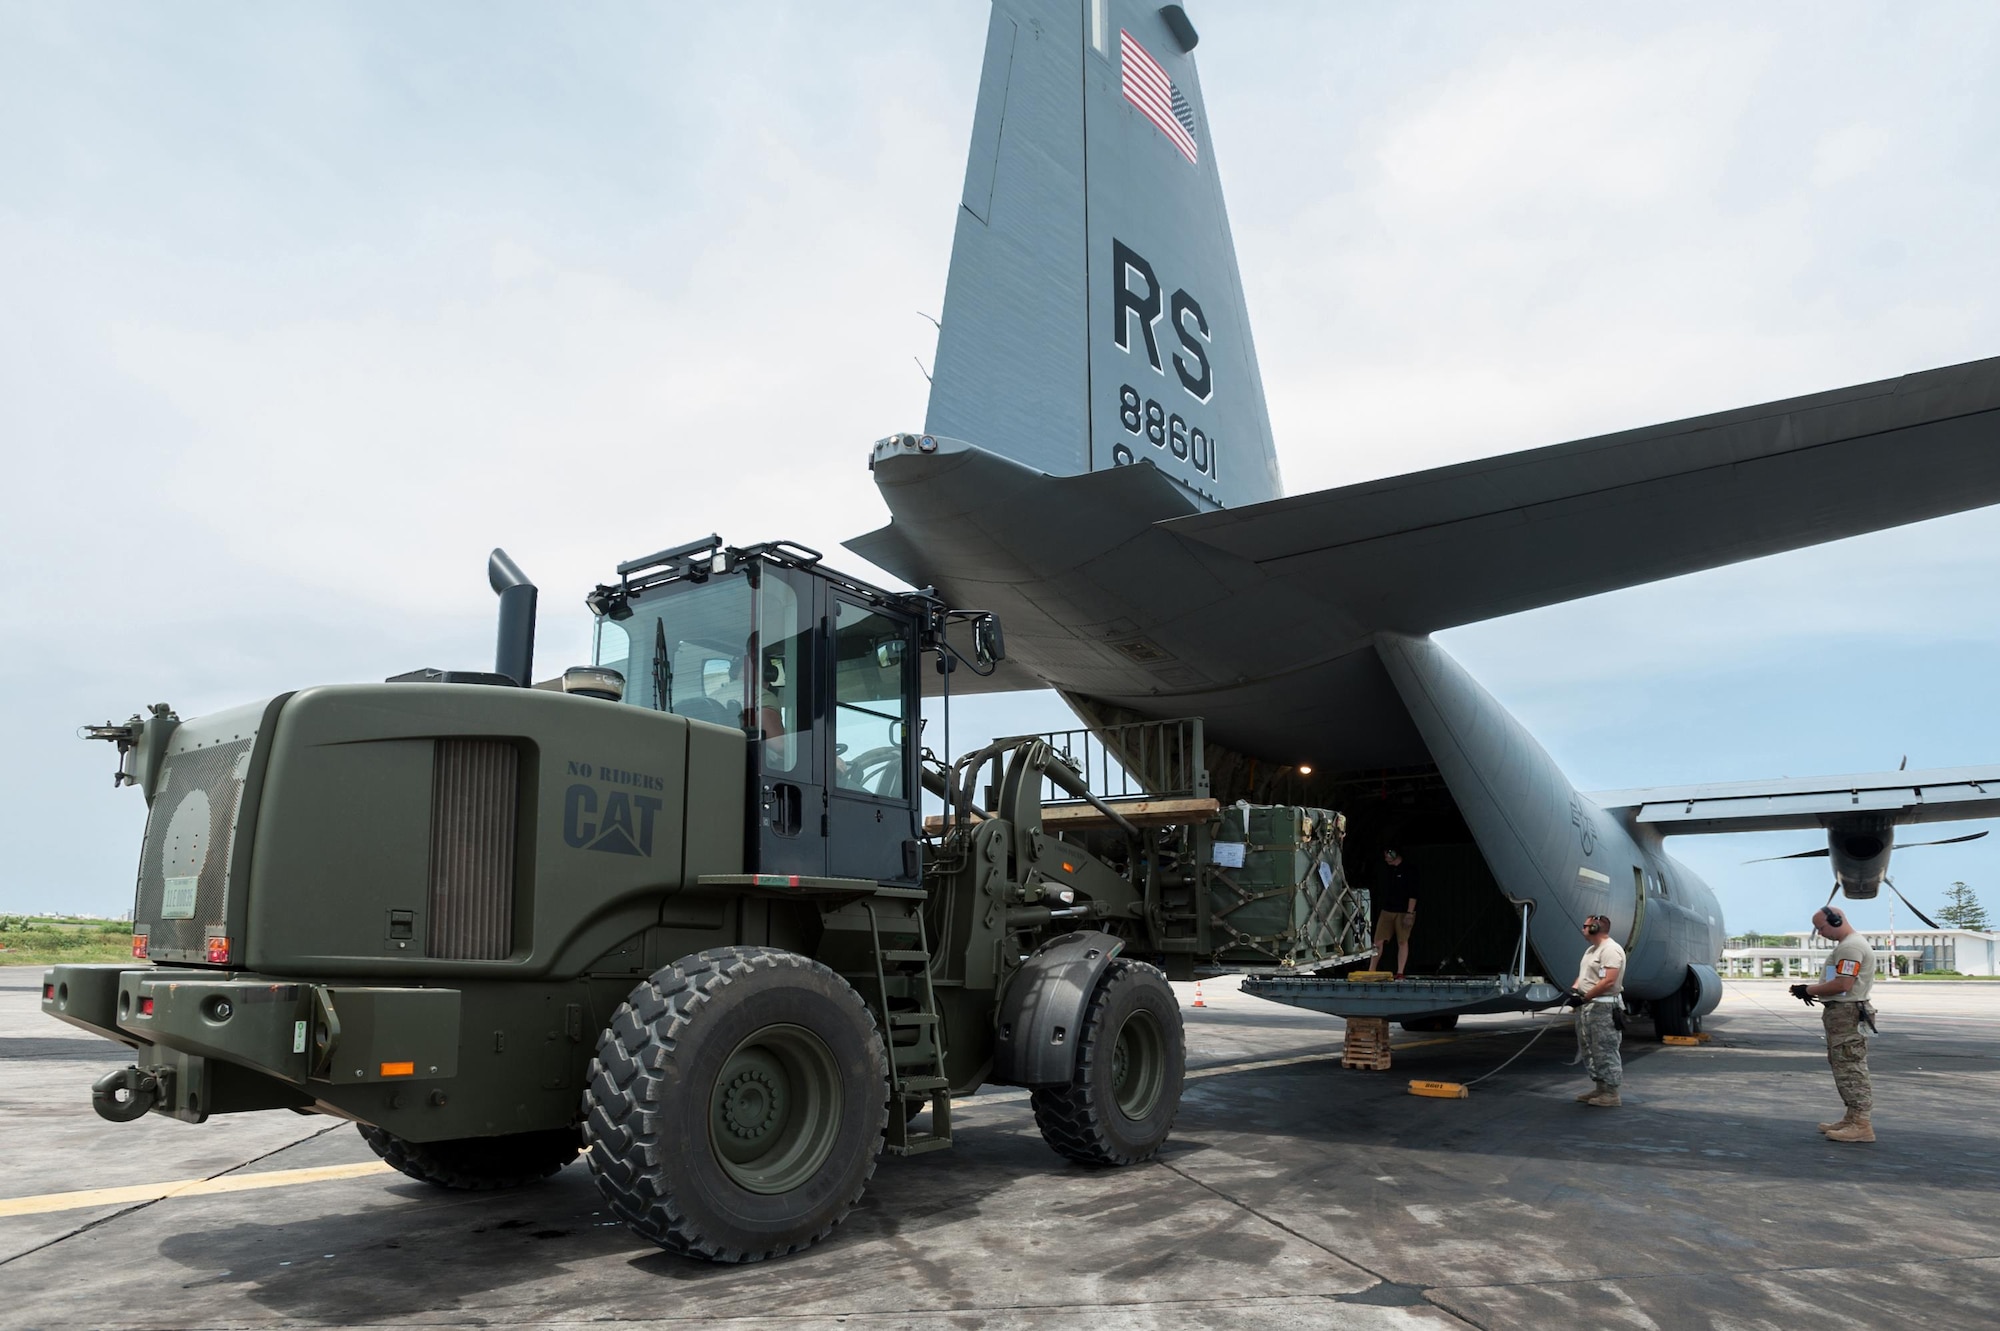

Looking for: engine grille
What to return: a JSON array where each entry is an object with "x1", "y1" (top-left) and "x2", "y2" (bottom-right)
[
  {"x1": 426, "y1": 739, "x2": 518, "y2": 960},
  {"x1": 135, "y1": 738, "x2": 256, "y2": 962}
]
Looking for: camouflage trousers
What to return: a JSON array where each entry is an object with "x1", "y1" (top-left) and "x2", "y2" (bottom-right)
[
  {"x1": 1577, "y1": 1002, "x2": 1622, "y2": 1088},
  {"x1": 1823, "y1": 1002, "x2": 1872, "y2": 1113}
]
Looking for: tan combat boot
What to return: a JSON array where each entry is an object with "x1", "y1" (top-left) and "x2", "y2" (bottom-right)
[
  {"x1": 1824, "y1": 1116, "x2": 1874, "y2": 1143},
  {"x1": 1584, "y1": 1085, "x2": 1622, "y2": 1108},
  {"x1": 1575, "y1": 1082, "x2": 1604, "y2": 1103},
  {"x1": 1818, "y1": 1109, "x2": 1857, "y2": 1134}
]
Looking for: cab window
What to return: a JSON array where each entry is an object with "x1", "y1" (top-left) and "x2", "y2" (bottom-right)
[
  {"x1": 754, "y1": 571, "x2": 810, "y2": 774},
  {"x1": 832, "y1": 599, "x2": 910, "y2": 799}
]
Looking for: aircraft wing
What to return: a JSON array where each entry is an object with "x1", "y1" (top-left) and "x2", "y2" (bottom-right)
[
  {"x1": 1590, "y1": 765, "x2": 2000, "y2": 835},
  {"x1": 1169, "y1": 357, "x2": 2000, "y2": 633}
]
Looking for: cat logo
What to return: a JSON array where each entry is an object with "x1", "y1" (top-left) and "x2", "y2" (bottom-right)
[{"x1": 563, "y1": 784, "x2": 663, "y2": 857}]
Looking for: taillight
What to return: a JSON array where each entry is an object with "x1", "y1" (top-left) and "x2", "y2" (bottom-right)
[
  {"x1": 138, "y1": 996, "x2": 155, "y2": 1016},
  {"x1": 205, "y1": 936, "x2": 232, "y2": 965},
  {"x1": 43, "y1": 983, "x2": 55, "y2": 1001},
  {"x1": 131, "y1": 934, "x2": 149, "y2": 959}
]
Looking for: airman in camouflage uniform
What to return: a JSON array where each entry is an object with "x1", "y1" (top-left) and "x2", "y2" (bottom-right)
[
  {"x1": 1569, "y1": 915, "x2": 1626, "y2": 1108},
  {"x1": 1790, "y1": 906, "x2": 1877, "y2": 1143}
]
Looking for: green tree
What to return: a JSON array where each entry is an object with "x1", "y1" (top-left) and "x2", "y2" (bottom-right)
[{"x1": 1939, "y1": 881, "x2": 1990, "y2": 932}]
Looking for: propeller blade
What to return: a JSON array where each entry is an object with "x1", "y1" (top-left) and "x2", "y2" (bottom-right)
[
  {"x1": 1885, "y1": 878, "x2": 1943, "y2": 930},
  {"x1": 1897, "y1": 830, "x2": 1990, "y2": 850},
  {"x1": 1744, "y1": 847, "x2": 1832, "y2": 864}
]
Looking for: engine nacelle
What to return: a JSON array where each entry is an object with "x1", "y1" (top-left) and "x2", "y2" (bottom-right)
[{"x1": 1827, "y1": 817, "x2": 1894, "y2": 899}]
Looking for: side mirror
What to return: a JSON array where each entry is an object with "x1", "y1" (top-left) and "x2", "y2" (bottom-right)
[{"x1": 973, "y1": 614, "x2": 1005, "y2": 668}]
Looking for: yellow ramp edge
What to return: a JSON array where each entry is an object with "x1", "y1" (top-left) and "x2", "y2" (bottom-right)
[{"x1": 0, "y1": 1160, "x2": 394, "y2": 1219}]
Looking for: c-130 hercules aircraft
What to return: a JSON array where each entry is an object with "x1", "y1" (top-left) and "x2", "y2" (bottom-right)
[{"x1": 849, "y1": 0, "x2": 2000, "y2": 1032}]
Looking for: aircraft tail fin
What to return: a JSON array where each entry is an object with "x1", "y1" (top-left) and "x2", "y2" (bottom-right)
[{"x1": 925, "y1": 0, "x2": 1280, "y2": 509}]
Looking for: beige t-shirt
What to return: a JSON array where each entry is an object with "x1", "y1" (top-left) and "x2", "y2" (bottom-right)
[
  {"x1": 1575, "y1": 938, "x2": 1627, "y2": 997},
  {"x1": 1822, "y1": 934, "x2": 1875, "y2": 1003}
]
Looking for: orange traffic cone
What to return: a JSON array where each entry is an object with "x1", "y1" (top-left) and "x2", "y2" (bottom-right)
[{"x1": 1193, "y1": 981, "x2": 1206, "y2": 1008}]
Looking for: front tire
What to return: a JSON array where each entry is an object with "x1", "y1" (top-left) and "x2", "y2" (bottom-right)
[
  {"x1": 1031, "y1": 958, "x2": 1185, "y2": 1167},
  {"x1": 582, "y1": 946, "x2": 888, "y2": 1262},
  {"x1": 356, "y1": 1124, "x2": 579, "y2": 1190}
]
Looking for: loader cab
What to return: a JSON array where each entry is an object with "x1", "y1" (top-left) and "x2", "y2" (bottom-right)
[{"x1": 588, "y1": 540, "x2": 924, "y2": 886}]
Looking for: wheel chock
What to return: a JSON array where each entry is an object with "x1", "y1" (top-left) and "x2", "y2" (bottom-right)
[
  {"x1": 1408, "y1": 1080, "x2": 1468, "y2": 1099},
  {"x1": 1662, "y1": 1035, "x2": 1702, "y2": 1046}
]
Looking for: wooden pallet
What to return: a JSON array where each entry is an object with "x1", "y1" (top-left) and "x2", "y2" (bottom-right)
[{"x1": 1342, "y1": 1016, "x2": 1393, "y2": 1070}]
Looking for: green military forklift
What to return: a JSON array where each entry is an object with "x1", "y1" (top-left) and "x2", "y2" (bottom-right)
[{"x1": 46, "y1": 535, "x2": 1367, "y2": 1261}]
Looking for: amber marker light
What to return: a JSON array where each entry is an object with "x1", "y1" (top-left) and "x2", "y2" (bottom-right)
[
  {"x1": 380, "y1": 1061, "x2": 415, "y2": 1078},
  {"x1": 131, "y1": 934, "x2": 149, "y2": 959},
  {"x1": 205, "y1": 937, "x2": 232, "y2": 965}
]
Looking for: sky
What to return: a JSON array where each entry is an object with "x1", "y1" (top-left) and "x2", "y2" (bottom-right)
[{"x1": 3, "y1": 1, "x2": 1998, "y2": 934}]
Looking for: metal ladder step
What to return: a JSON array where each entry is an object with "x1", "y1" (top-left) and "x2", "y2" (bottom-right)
[
  {"x1": 879, "y1": 950, "x2": 930, "y2": 964},
  {"x1": 895, "y1": 1075, "x2": 949, "y2": 1093},
  {"x1": 888, "y1": 1011, "x2": 938, "y2": 1026},
  {"x1": 890, "y1": 1133, "x2": 953, "y2": 1157}
]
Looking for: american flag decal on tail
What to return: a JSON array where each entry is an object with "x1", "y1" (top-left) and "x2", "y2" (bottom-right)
[{"x1": 1120, "y1": 29, "x2": 1198, "y2": 164}]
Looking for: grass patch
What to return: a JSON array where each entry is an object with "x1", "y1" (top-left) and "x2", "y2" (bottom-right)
[{"x1": 0, "y1": 917, "x2": 134, "y2": 968}]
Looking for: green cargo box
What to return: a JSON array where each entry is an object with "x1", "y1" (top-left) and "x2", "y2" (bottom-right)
[{"x1": 1207, "y1": 805, "x2": 1369, "y2": 968}]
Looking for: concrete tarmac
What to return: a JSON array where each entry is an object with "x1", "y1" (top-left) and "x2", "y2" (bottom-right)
[{"x1": 3, "y1": 970, "x2": 1997, "y2": 1329}]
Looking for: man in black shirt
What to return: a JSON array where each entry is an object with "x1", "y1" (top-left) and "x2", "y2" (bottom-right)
[{"x1": 1373, "y1": 848, "x2": 1420, "y2": 978}]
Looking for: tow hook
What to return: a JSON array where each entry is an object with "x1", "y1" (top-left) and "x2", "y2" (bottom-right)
[{"x1": 91, "y1": 1066, "x2": 171, "y2": 1123}]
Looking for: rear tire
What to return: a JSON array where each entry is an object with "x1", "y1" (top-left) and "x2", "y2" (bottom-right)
[
  {"x1": 1400, "y1": 1014, "x2": 1459, "y2": 1033},
  {"x1": 582, "y1": 946, "x2": 888, "y2": 1263},
  {"x1": 356, "y1": 1124, "x2": 579, "y2": 1190},
  {"x1": 1031, "y1": 958, "x2": 1185, "y2": 1167}
]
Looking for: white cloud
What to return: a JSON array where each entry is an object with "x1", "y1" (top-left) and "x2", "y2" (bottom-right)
[{"x1": 1811, "y1": 123, "x2": 1893, "y2": 187}]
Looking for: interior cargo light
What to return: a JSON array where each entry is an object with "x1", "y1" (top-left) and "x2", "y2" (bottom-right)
[
  {"x1": 205, "y1": 937, "x2": 232, "y2": 965},
  {"x1": 138, "y1": 996, "x2": 154, "y2": 1016},
  {"x1": 131, "y1": 934, "x2": 149, "y2": 960},
  {"x1": 1297, "y1": 764, "x2": 1314, "y2": 776},
  {"x1": 380, "y1": 1061, "x2": 415, "y2": 1078}
]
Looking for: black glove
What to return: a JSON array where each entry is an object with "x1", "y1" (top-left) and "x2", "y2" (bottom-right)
[
  {"x1": 1562, "y1": 987, "x2": 1585, "y2": 1009},
  {"x1": 1789, "y1": 983, "x2": 1817, "y2": 1006}
]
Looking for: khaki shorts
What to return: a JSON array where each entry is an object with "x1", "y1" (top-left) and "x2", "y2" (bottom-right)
[{"x1": 1374, "y1": 909, "x2": 1413, "y2": 945}]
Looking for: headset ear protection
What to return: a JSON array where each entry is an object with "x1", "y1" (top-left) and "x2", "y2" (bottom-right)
[
  {"x1": 1584, "y1": 915, "x2": 1609, "y2": 935},
  {"x1": 1823, "y1": 907, "x2": 1845, "y2": 929}
]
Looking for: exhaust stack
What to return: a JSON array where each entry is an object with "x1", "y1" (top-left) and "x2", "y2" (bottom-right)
[{"x1": 488, "y1": 549, "x2": 538, "y2": 687}]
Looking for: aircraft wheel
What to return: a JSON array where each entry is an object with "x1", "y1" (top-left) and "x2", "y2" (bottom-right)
[
  {"x1": 1031, "y1": 959, "x2": 1185, "y2": 1167},
  {"x1": 582, "y1": 946, "x2": 888, "y2": 1262},
  {"x1": 356, "y1": 1124, "x2": 579, "y2": 1190},
  {"x1": 1652, "y1": 989, "x2": 1695, "y2": 1039},
  {"x1": 1400, "y1": 1014, "x2": 1460, "y2": 1033}
]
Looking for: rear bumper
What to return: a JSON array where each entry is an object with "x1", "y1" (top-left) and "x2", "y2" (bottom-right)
[{"x1": 41, "y1": 964, "x2": 459, "y2": 1123}]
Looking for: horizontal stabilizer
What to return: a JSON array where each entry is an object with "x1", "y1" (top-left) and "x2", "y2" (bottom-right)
[
  {"x1": 1592, "y1": 764, "x2": 2000, "y2": 835},
  {"x1": 1170, "y1": 357, "x2": 2000, "y2": 632}
]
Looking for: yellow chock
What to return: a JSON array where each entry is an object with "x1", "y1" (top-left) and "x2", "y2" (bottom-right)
[
  {"x1": 1347, "y1": 971, "x2": 1394, "y2": 983},
  {"x1": 1408, "y1": 1080, "x2": 1469, "y2": 1099},
  {"x1": 1662, "y1": 1035, "x2": 1702, "y2": 1046}
]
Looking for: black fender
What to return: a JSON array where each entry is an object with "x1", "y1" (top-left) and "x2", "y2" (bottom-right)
[{"x1": 990, "y1": 931, "x2": 1125, "y2": 1087}]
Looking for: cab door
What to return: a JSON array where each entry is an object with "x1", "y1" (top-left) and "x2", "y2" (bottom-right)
[
  {"x1": 825, "y1": 595, "x2": 919, "y2": 884},
  {"x1": 752, "y1": 564, "x2": 826, "y2": 879}
]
